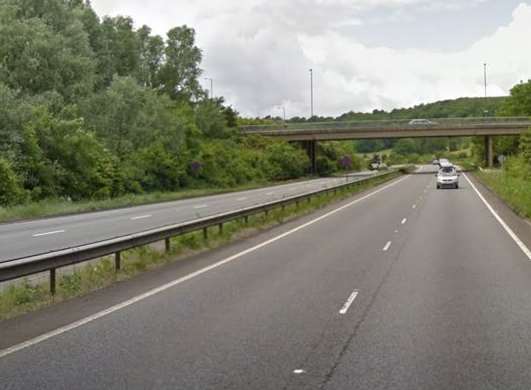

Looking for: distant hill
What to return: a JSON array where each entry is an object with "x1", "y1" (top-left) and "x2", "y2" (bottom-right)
[
  {"x1": 337, "y1": 97, "x2": 508, "y2": 121},
  {"x1": 286, "y1": 97, "x2": 508, "y2": 123}
]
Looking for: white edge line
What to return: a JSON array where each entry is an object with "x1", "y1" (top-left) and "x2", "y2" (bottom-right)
[
  {"x1": 32, "y1": 230, "x2": 65, "y2": 238},
  {"x1": 401, "y1": 218, "x2": 407, "y2": 225},
  {"x1": 383, "y1": 241, "x2": 392, "y2": 251},
  {"x1": 339, "y1": 289, "x2": 359, "y2": 315},
  {"x1": 236, "y1": 197, "x2": 248, "y2": 201},
  {"x1": 0, "y1": 175, "x2": 410, "y2": 360},
  {"x1": 412, "y1": 204, "x2": 416, "y2": 209},
  {"x1": 193, "y1": 205, "x2": 208, "y2": 209},
  {"x1": 463, "y1": 173, "x2": 531, "y2": 260}
]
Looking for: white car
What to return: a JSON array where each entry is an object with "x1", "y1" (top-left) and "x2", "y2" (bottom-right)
[
  {"x1": 408, "y1": 119, "x2": 437, "y2": 126},
  {"x1": 438, "y1": 158, "x2": 451, "y2": 168},
  {"x1": 436, "y1": 166, "x2": 459, "y2": 189}
]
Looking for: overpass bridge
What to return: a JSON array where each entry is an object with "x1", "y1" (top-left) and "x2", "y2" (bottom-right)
[{"x1": 241, "y1": 117, "x2": 531, "y2": 170}]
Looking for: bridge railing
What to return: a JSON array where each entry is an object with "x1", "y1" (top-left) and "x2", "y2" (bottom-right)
[{"x1": 241, "y1": 116, "x2": 531, "y2": 133}]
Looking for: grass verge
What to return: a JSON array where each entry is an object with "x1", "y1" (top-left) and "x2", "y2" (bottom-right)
[
  {"x1": 0, "y1": 172, "x2": 401, "y2": 321},
  {"x1": 475, "y1": 170, "x2": 531, "y2": 219}
]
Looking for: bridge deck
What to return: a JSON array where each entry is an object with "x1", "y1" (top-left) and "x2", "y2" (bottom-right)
[{"x1": 241, "y1": 117, "x2": 531, "y2": 140}]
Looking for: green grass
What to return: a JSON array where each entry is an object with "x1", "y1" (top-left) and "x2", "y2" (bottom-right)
[
  {"x1": 0, "y1": 179, "x2": 315, "y2": 224},
  {"x1": 476, "y1": 170, "x2": 531, "y2": 219},
  {"x1": 0, "y1": 171, "x2": 401, "y2": 321}
]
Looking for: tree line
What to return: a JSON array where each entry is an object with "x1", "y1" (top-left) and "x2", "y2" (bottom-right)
[{"x1": 0, "y1": 0, "x2": 337, "y2": 207}]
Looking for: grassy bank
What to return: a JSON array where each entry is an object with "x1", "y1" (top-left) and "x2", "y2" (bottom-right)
[
  {"x1": 0, "y1": 178, "x2": 316, "y2": 224},
  {"x1": 0, "y1": 171, "x2": 401, "y2": 321},
  {"x1": 476, "y1": 170, "x2": 531, "y2": 218}
]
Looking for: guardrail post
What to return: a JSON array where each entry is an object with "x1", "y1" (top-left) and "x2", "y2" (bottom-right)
[
  {"x1": 244, "y1": 215, "x2": 249, "y2": 224},
  {"x1": 165, "y1": 238, "x2": 171, "y2": 253},
  {"x1": 50, "y1": 268, "x2": 56, "y2": 296},
  {"x1": 203, "y1": 227, "x2": 208, "y2": 240},
  {"x1": 218, "y1": 223, "x2": 223, "y2": 234},
  {"x1": 296, "y1": 200, "x2": 300, "y2": 208},
  {"x1": 115, "y1": 251, "x2": 121, "y2": 271},
  {"x1": 265, "y1": 210, "x2": 269, "y2": 218}
]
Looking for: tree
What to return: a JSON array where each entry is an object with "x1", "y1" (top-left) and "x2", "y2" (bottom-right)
[
  {"x1": 82, "y1": 76, "x2": 185, "y2": 159},
  {"x1": 0, "y1": 0, "x2": 95, "y2": 101},
  {"x1": 136, "y1": 25, "x2": 164, "y2": 88},
  {"x1": 501, "y1": 81, "x2": 531, "y2": 116},
  {"x1": 156, "y1": 26, "x2": 203, "y2": 101}
]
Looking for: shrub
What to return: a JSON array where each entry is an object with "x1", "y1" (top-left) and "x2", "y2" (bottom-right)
[{"x1": 0, "y1": 158, "x2": 26, "y2": 206}]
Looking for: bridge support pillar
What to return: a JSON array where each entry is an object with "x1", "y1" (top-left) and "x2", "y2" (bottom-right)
[
  {"x1": 303, "y1": 140, "x2": 317, "y2": 175},
  {"x1": 484, "y1": 135, "x2": 494, "y2": 167}
]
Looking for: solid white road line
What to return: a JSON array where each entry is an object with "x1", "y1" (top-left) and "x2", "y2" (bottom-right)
[
  {"x1": 383, "y1": 241, "x2": 392, "y2": 251},
  {"x1": 130, "y1": 214, "x2": 152, "y2": 221},
  {"x1": 236, "y1": 197, "x2": 248, "y2": 201},
  {"x1": 0, "y1": 175, "x2": 410, "y2": 360},
  {"x1": 193, "y1": 205, "x2": 208, "y2": 209},
  {"x1": 464, "y1": 174, "x2": 531, "y2": 261},
  {"x1": 293, "y1": 369, "x2": 306, "y2": 374},
  {"x1": 339, "y1": 289, "x2": 359, "y2": 315},
  {"x1": 266, "y1": 192, "x2": 274, "y2": 196},
  {"x1": 32, "y1": 230, "x2": 65, "y2": 238},
  {"x1": 401, "y1": 218, "x2": 407, "y2": 225}
]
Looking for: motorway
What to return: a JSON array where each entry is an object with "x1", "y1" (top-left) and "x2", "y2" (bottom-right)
[
  {"x1": 0, "y1": 173, "x2": 372, "y2": 262},
  {"x1": 1, "y1": 168, "x2": 531, "y2": 389}
]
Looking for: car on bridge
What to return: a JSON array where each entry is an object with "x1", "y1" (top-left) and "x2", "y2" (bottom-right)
[
  {"x1": 408, "y1": 119, "x2": 437, "y2": 126},
  {"x1": 436, "y1": 165, "x2": 459, "y2": 189}
]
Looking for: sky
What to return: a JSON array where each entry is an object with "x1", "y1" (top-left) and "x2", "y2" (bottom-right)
[{"x1": 91, "y1": 0, "x2": 531, "y2": 118}]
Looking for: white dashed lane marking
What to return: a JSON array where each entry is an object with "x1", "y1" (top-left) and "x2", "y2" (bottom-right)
[
  {"x1": 32, "y1": 230, "x2": 65, "y2": 238},
  {"x1": 130, "y1": 215, "x2": 152, "y2": 221},
  {"x1": 339, "y1": 290, "x2": 359, "y2": 315}
]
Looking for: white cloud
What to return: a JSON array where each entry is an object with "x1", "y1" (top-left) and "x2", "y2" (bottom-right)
[{"x1": 91, "y1": 1, "x2": 531, "y2": 118}]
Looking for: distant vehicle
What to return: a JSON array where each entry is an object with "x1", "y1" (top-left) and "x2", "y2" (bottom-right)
[
  {"x1": 438, "y1": 158, "x2": 451, "y2": 168},
  {"x1": 408, "y1": 119, "x2": 437, "y2": 126},
  {"x1": 432, "y1": 159, "x2": 439, "y2": 166},
  {"x1": 436, "y1": 165, "x2": 459, "y2": 189}
]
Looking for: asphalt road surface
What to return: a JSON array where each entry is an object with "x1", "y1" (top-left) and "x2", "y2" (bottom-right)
[
  {"x1": 0, "y1": 173, "x2": 372, "y2": 262},
  {"x1": 1, "y1": 169, "x2": 531, "y2": 389}
]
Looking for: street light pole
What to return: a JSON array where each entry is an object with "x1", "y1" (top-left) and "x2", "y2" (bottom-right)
[
  {"x1": 483, "y1": 63, "x2": 487, "y2": 98},
  {"x1": 277, "y1": 106, "x2": 286, "y2": 121},
  {"x1": 309, "y1": 68, "x2": 314, "y2": 119},
  {"x1": 204, "y1": 77, "x2": 213, "y2": 99}
]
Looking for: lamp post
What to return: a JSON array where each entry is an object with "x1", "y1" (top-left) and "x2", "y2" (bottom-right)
[
  {"x1": 309, "y1": 68, "x2": 314, "y2": 119},
  {"x1": 483, "y1": 63, "x2": 487, "y2": 98},
  {"x1": 204, "y1": 77, "x2": 213, "y2": 99},
  {"x1": 277, "y1": 106, "x2": 286, "y2": 122}
]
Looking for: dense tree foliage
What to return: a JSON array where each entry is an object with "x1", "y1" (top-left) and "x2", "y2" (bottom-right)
[
  {"x1": 490, "y1": 80, "x2": 531, "y2": 178},
  {"x1": 1, "y1": 0, "x2": 340, "y2": 207},
  {"x1": 0, "y1": 1, "x2": 363, "y2": 208}
]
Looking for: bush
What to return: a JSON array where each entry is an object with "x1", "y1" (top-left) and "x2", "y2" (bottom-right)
[
  {"x1": 264, "y1": 142, "x2": 309, "y2": 180},
  {"x1": 0, "y1": 158, "x2": 26, "y2": 206}
]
